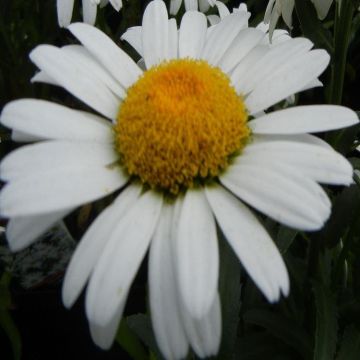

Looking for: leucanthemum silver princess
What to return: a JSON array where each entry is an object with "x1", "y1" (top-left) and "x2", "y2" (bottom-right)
[{"x1": 0, "y1": 0, "x2": 358, "y2": 358}]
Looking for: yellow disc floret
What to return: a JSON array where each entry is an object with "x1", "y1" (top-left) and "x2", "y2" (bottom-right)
[{"x1": 114, "y1": 59, "x2": 249, "y2": 194}]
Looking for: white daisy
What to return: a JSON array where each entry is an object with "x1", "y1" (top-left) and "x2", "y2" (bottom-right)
[
  {"x1": 1, "y1": 0, "x2": 358, "y2": 358},
  {"x1": 265, "y1": 0, "x2": 334, "y2": 38},
  {"x1": 57, "y1": 0, "x2": 123, "y2": 27},
  {"x1": 169, "y1": 0, "x2": 214, "y2": 15}
]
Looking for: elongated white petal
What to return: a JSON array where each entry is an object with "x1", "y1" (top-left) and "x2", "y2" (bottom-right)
[
  {"x1": 89, "y1": 302, "x2": 124, "y2": 350},
  {"x1": 11, "y1": 130, "x2": 42, "y2": 143},
  {"x1": 168, "y1": 19, "x2": 178, "y2": 60},
  {"x1": 57, "y1": 0, "x2": 74, "y2": 27},
  {"x1": 1, "y1": 141, "x2": 117, "y2": 181},
  {"x1": 0, "y1": 99, "x2": 112, "y2": 142},
  {"x1": 199, "y1": 0, "x2": 211, "y2": 13},
  {"x1": 31, "y1": 71, "x2": 58, "y2": 86},
  {"x1": 109, "y1": 0, "x2": 123, "y2": 11},
  {"x1": 235, "y1": 37, "x2": 314, "y2": 95},
  {"x1": 214, "y1": 0, "x2": 230, "y2": 19},
  {"x1": 312, "y1": 0, "x2": 333, "y2": 20},
  {"x1": 241, "y1": 140, "x2": 353, "y2": 185},
  {"x1": 170, "y1": 0, "x2": 182, "y2": 15},
  {"x1": 218, "y1": 28, "x2": 265, "y2": 74},
  {"x1": 149, "y1": 204, "x2": 189, "y2": 360},
  {"x1": 82, "y1": 0, "x2": 97, "y2": 24},
  {"x1": 62, "y1": 45, "x2": 125, "y2": 98},
  {"x1": 179, "y1": 11, "x2": 207, "y2": 59},
  {"x1": 142, "y1": 0, "x2": 169, "y2": 68},
  {"x1": 86, "y1": 191, "x2": 163, "y2": 326},
  {"x1": 68, "y1": 23, "x2": 141, "y2": 89},
  {"x1": 120, "y1": 26, "x2": 142, "y2": 56},
  {"x1": 0, "y1": 165, "x2": 127, "y2": 217},
  {"x1": 184, "y1": 0, "x2": 197, "y2": 11},
  {"x1": 6, "y1": 210, "x2": 73, "y2": 251},
  {"x1": 202, "y1": 12, "x2": 249, "y2": 66},
  {"x1": 176, "y1": 189, "x2": 219, "y2": 318},
  {"x1": 180, "y1": 292, "x2": 222, "y2": 358},
  {"x1": 62, "y1": 185, "x2": 142, "y2": 308},
  {"x1": 205, "y1": 186, "x2": 289, "y2": 302},
  {"x1": 245, "y1": 49, "x2": 330, "y2": 114},
  {"x1": 249, "y1": 105, "x2": 359, "y2": 134},
  {"x1": 221, "y1": 162, "x2": 331, "y2": 230},
  {"x1": 30, "y1": 45, "x2": 119, "y2": 119}
]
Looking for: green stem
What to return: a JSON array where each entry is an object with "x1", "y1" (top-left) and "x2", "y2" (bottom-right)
[{"x1": 328, "y1": 0, "x2": 354, "y2": 105}]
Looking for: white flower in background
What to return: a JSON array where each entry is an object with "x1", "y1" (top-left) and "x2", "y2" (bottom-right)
[
  {"x1": 265, "y1": 0, "x2": 334, "y2": 38},
  {"x1": 1, "y1": 0, "x2": 358, "y2": 358},
  {"x1": 57, "y1": 0, "x2": 123, "y2": 27},
  {"x1": 169, "y1": 0, "x2": 214, "y2": 15}
]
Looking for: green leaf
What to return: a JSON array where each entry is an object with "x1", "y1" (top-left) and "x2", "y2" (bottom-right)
[
  {"x1": 116, "y1": 319, "x2": 148, "y2": 360},
  {"x1": 127, "y1": 314, "x2": 163, "y2": 360},
  {"x1": 336, "y1": 325, "x2": 360, "y2": 360},
  {"x1": 294, "y1": 0, "x2": 333, "y2": 54},
  {"x1": 216, "y1": 231, "x2": 242, "y2": 359},
  {"x1": 0, "y1": 310, "x2": 22, "y2": 360},
  {"x1": 313, "y1": 280, "x2": 338, "y2": 360},
  {"x1": 243, "y1": 309, "x2": 312, "y2": 359},
  {"x1": 276, "y1": 226, "x2": 298, "y2": 254}
]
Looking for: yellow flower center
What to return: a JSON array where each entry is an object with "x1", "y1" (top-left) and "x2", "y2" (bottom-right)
[{"x1": 114, "y1": 59, "x2": 250, "y2": 194}]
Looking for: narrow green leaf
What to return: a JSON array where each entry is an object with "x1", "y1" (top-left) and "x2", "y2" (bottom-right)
[
  {"x1": 116, "y1": 319, "x2": 148, "y2": 360},
  {"x1": 0, "y1": 310, "x2": 21, "y2": 360},
  {"x1": 336, "y1": 325, "x2": 360, "y2": 360},
  {"x1": 313, "y1": 280, "x2": 338, "y2": 360},
  {"x1": 127, "y1": 314, "x2": 163, "y2": 360},
  {"x1": 243, "y1": 309, "x2": 312, "y2": 359},
  {"x1": 294, "y1": 0, "x2": 333, "y2": 53}
]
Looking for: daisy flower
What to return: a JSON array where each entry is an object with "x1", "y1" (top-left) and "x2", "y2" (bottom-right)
[
  {"x1": 265, "y1": 0, "x2": 333, "y2": 38},
  {"x1": 1, "y1": 0, "x2": 358, "y2": 358},
  {"x1": 57, "y1": 0, "x2": 123, "y2": 27},
  {"x1": 169, "y1": 0, "x2": 214, "y2": 15}
]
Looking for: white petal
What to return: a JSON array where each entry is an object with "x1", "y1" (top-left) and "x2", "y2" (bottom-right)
[
  {"x1": 176, "y1": 189, "x2": 219, "y2": 318},
  {"x1": 170, "y1": 0, "x2": 182, "y2": 15},
  {"x1": 233, "y1": 37, "x2": 314, "y2": 95},
  {"x1": 29, "y1": 45, "x2": 119, "y2": 119},
  {"x1": 312, "y1": 0, "x2": 333, "y2": 20},
  {"x1": 62, "y1": 185, "x2": 141, "y2": 308},
  {"x1": 142, "y1": 0, "x2": 169, "y2": 68},
  {"x1": 245, "y1": 49, "x2": 330, "y2": 114},
  {"x1": 89, "y1": 303, "x2": 123, "y2": 350},
  {"x1": 11, "y1": 130, "x2": 42, "y2": 143},
  {"x1": 249, "y1": 105, "x2": 359, "y2": 134},
  {"x1": 109, "y1": 0, "x2": 123, "y2": 11},
  {"x1": 68, "y1": 23, "x2": 141, "y2": 89},
  {"x1": 205, "y1": 186, "x2": 289, "y2": 302},
  {"x1": 31, "y1": 71, "x2": 58, "y2": 86},
  {"x1": 199, "y1": 0, "x2": 211, "y2": 13},
  {"x1": 6, "y1": 210, "x2": 72, "y2": 251},
  {"x1": 184, "y1": 0, "x2": 198, "y2": 11},
  {"x1": 180, "y1": 292, "x2": 222, "y2": 358},
  {"x1": 0, "y1": 165, "x2": 127, "y2": 217},
  {"x1": 202, "y1": 12, "x2": 249, "y2": 66},
  {"x1": 207, "y1": 15, "x2": 220, "y2": 26},
  {"x1": 0, "y1": 99, "x2": 112, "y2": 142},
  {"x1": 214, "y1": 0, "x2": 230, "y2": 19},
  {"x1": 85, "y1": 191, "x2": 163, "y2": 326},
  {"x1": 241, "y1": 140, "x2": 353, "y2": 185},
  {"x1": 149, "y1": 204, "x2": 189, "y2": 360},
  {"x1": 120, "y1": 26, "x2": 143, "y2": 56},
  {"x1": 62, "y1": 45, "x2": 126, "y2": 99},
  {"x1": 82, "y1": 0, "x2": 97, "y2": 24},
  {"x1": 221, "y1": 162, "x2": 331, "y2": 231},
  {"x1": 1, "y1": 141, "x2": 117, "y2": 181},
  {"x1": 179, "y1": 11, "x2": 207, "y2": 59},
  {"x1": 218, "y1": 28, "x2": 265, "y2": 74},
  {"x1": 57, "y1": 0, "x2": 74, "y2": 27},
  {"x1": 168, "y1": 18, "x2": 178, "y2": 60}
]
